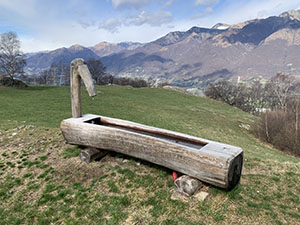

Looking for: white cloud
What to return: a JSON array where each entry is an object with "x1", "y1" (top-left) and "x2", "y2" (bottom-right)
[
  {"x1": 128, "y1": 11, "x2": 173, "y2": 26},
  {"x1": 194, "y1": 0, "x2": 219, "y2": 6},
  {"x1": 97, "y1": 11, "x2": 173, "y2": 33},
  {"x1": 205, "y1": 7, "x2": 213, "y2": 13},
  {"x1": 0, "y1": 0, "x2": 37, "y2": 18},
  {"x1": 257, "y1": 10, "x2": 269, "y2": 18},
  {"x1": 163, "y1": 0, "x2": 176, "y2": 8},
  {"x1": 110, "y1": 0, "x2": 150, "y2": 8},
  {"x1": 2, "y1": 0, "x2": 300, "y2": 53},
  {"x1": 78, "y1": 20, "x2": 95, "y2": 29},
  {"x1": 0, "y1": 0, "x2": 174, "y2": 52},
  {"x1": 192, "y1": 7, "x2": 213, "y2": 19},
  {"x1": 215, "y1": 0, "x2": 300, "y2": 24},
  {"x1": 21, "y1": 37, "x2": 61, "y2": 53},
  {"x1": 98, "y1": 18, "x2": 122, "y2": 33}
]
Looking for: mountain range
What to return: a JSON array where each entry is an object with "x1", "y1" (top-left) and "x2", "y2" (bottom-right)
[{"x1": 25, "y1": 9, "x2": 300, "y2": 88}]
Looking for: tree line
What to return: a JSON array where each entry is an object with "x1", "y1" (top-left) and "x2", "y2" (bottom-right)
[
  {"x1": 205, "y1": 73, "x2": 299, "y2": 113},
  {"x1": 0, "y1": 31, "x2": 148, "y2": 88},
  {"x1": 25, "y1": 59, "x2": 149, "y2": 88}
]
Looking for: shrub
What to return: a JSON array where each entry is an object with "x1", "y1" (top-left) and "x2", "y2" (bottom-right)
[
  {"x1": 253, "y1": 110, "x2": 300, "y2": 156},
  {"x1": 112, "y1": 77, "x2": 149, "y2": 88},
  {"x1": 205, "y1": 80, "x2": 256, "y2": 113},
  {"x1": 0, "y1": 77, "x2": 28, "y2": 88}
]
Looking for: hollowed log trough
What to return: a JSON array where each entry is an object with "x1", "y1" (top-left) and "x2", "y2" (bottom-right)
[{"x1": 60, "y1": 58, "x2": 243, "y2": 190}]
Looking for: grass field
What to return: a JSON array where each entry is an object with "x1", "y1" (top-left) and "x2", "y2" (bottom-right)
[{"x1": 0, "y1": 85, "x2": 300, "y2": 225}]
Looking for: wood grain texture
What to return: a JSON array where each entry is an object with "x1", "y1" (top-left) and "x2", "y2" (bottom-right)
[
  {"x1": 70, "y1": 60, "x2": 81, "y2": 118},
  {"x1": 61, "y1": 114, "x2": 243, "y2": 190},
  {"x1": 70, "y1": 59, "x2": 96, "y2": 118}
]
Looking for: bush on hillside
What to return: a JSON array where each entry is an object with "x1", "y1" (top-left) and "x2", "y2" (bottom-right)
[
  {"x1": 112, "y1": 77, "x2": 149, "y2": 88},
  {"x1": 0, "y1": 77, "x2": 28, "y2": 88},
  {"x1": 253, "y1": 109, "x2": 300, "y2": 156},
  {"x1": 205, "y1": 80, "x2": 257, "y2": 113},
  {"x1": 90, "y1": 75, "x2": 149, "y2": 88}
]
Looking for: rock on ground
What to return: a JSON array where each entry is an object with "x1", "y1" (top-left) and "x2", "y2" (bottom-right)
[{"x1": 174, "y1": 175, "x2": 203, "y2": 196}]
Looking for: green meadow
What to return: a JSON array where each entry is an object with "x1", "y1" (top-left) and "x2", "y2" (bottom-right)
[{"x1": 0, "y1": 85, "x2": 299, "y2": 224}]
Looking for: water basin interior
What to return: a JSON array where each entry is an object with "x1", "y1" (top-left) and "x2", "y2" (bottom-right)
[{"x1": 84, "y1": 117, "x2": 207, "y2": 150}]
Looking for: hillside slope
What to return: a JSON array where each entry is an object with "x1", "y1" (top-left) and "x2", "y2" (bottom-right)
[
  {"x1": 25, "y1": 45, "x2": 100, "y2": 74},
  {"x1": 0, "y1": 86, "x2": 299, "y2": 224},
  {"x1": 25, "y1": 42, "x2": 143, "y2": 75},
  {"x1": 90, "y1": 41, "x2": 143, "y2": 57}
]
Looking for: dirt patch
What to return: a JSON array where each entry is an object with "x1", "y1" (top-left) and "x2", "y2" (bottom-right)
[{"x1": 54, "y1": 158, "x2": 105, "y2": 186}]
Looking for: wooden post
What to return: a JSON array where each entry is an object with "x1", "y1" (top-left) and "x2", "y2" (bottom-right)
[{"x1": 70, "y1": 58, "x2": 97, "y2": 118}]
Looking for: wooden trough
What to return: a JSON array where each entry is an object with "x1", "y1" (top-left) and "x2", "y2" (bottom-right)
[{"x1": 60, "y1": 58, "x2": 243, "y2": 190}]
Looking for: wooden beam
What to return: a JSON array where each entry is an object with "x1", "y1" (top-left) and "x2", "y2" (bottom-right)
[{"x1": 70, "y1": 59, "x2": 96, "y2": 118}]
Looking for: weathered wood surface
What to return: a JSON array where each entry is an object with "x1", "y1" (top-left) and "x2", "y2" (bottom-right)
[
  {"x1": 100, "y1": 116, "x2": 208, "y2": 146},
  {"x1": 70, "y1": 58, "x2": 97, "y2": 118},
  {"x1": 61, "y1": 114, "x2": 243, "y2": 190},
  {"x1": 79, "y1": 148, "x2": 108, "y2": 163}
]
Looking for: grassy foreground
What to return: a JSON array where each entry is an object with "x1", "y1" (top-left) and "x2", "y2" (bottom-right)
[{"x1": 0, "y1": 85, "x2": 299, "y2": 225}]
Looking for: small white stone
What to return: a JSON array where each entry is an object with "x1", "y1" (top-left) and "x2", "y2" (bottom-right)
[
  {"x1": 11, "y1": 132, "x2": 17, "y2": 136},
  {"x1": 170, "y1": 191, "x2": 189, "y2": 202},
  {"x1": 194, "y1": 191, "x2": 209, "y2": 201},
  {"x1": 136, "y1": 161, "x2": 141, "y2": 166},
  {"x1": 18, "y1": 125, "x2": 26, "y2": 130},
  {"x1": 122, "y1": 159, "x2": 129, "y2": 163},
  {"x1": 239, "y1": 123, "x2": 250, "y2": 130}
]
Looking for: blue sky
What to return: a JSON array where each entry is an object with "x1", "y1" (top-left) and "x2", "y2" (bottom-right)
[{"x1": 0, "y1": 0, "x2": 299, "y2": 52}]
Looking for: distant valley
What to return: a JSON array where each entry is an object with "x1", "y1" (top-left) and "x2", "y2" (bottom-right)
[{"x1": 26, "y1": 9, "x2": 300, "y2": 89}]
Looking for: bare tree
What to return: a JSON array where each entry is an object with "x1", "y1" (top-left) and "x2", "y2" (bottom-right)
[
  {"x1": 205, "y1": 80, "x2": 235, "y2": 104},
  {"x1": 38, "y1": 70, "x2": 50, "y2": 85},
  {"x1": 265, "y1": 73, "x2": 296, "y2": 110},
  {"x1": 63, "y1": 63, "x2": 70, "y2": 86},
  {"x1": 86, "y1": 59, "x2": 106, "y2": 84},
  {"x1": 0, "y1": 32, "x2": 26, "y2": 80},
  {"x1": 37, "y1": 61, "x2": 70, "y2": 86},
  {"x1": 248, "y1": 78, "x2": 267, "y2": 108}
]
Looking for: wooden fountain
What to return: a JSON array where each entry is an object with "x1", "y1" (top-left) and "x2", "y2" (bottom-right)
[{"x1": 61, "y1": 58, "x2": 243, "y2": 190}]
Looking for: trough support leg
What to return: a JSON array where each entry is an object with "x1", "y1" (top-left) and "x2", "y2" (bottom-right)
[
  {"x1": 79, "y1": 148, "x2": 108, "y2": 163},
  {"x1": 174, "y1": 175, "x2": 203, "y2": 196}
]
